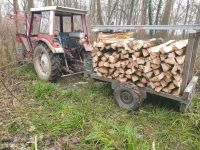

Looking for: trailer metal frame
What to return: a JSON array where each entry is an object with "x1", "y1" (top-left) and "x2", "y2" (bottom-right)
[{"x1": 88, "y1": 26, "x2": 200, "y2": 112}]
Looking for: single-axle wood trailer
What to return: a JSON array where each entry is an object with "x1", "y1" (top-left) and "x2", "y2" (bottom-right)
[{"x1": 85, "y1": 26, "x2": 200, "y2": 112}]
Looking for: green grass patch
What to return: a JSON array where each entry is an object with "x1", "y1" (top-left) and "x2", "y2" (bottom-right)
[
  {"x1": 17, "y1": 63, "x2": 38, "y2": 80},
  {"x1": 2, "y1": 65, "x2": 200, "y2": 149}
]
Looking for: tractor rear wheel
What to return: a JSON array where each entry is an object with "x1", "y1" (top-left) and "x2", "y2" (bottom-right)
[{"x1": 33, "y1": 44, "x2": 62, "y2": 82}]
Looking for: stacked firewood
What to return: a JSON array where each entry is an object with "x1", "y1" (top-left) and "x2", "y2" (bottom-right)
[{"x1": 92, "y1": 32, "x2": 188, "y2": 96}]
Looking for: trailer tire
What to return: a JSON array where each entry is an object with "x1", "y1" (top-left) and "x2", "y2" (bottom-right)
[
  {"x1": 33, "y1": 44, "x2": 62, "y2": 82},
  {"x1": 113, "y1": 82, "x2": 142, "y2": 110}
]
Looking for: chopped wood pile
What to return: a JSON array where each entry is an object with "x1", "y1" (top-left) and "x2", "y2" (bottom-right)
[{"x1": 92, "y1": 32, "x2": 188, "y2": 96}]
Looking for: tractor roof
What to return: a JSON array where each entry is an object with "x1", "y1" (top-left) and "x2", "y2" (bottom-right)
[{"x1": 30, "y1": 6, "x2": 87, "y2": 15}]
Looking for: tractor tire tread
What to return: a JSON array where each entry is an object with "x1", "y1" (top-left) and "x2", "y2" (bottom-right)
[{"x1": 39, "y1": 43, "x2": 62, "y2": 82}]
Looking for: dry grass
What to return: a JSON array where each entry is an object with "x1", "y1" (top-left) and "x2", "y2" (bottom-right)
[{"x1": 0, "y1": 18, "x2": 17, "y2": 67}]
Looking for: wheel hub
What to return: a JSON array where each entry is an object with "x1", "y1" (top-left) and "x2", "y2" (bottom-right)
[
  {"x1": 120, "y1": 91, "x2": 133, "y2": 104},
  {"x1": 40, "y1": 53, "x2": 50, "y2": 74}
]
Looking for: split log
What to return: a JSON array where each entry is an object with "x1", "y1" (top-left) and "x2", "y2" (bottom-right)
[
  {"x1": 137, "y1": 82, "x2": 145, "y2": 88},
  {"x1": 132, "y1": 40, "x2": 144, "y2": 51},
  {"x1": 148, "y1": 40, "x2": 175, "y2": 53},
  {"x1": 93, "y1": 36, "x2": 187, "y2": 96},
  {"x1": 137, "y1": 58, "x2": 145, "y2": 65},
  {"x1": 142, "y1": 49, "x2": 150, "y2": 57},
  {"x1": 176, "y1": 55, "x2": 185, "y2": 65},
  {"x1": 173, "y1": 40, "x2": 188, "y2": 50},
  {"x1": 132, "y1": 75, "x2": 139, "y2": 82},
  {"x1": 162, "y1": 87, "x2": 172, "y2": 93},
  {"x1": 175, "y1": 49, "x2": 184, "y2": 56},
  {"x1": 153, "y1": 69, "x2": 161, "y2": 76},
  {"x1": 168, "y1": 52, "x2": 176, "y2": 58},
  {"x1": 172, "y1": 88, "x2": 180, "y2": 96},
  {"x1": 144, "y1": 71, "x2": 153, "y2": 78},
  {"x1": 143, "y1": 66, "x2": 152, "y2": 73},
  {"x1": 161, "y1": 63, "x2": 171, "y2": 72},
  {"x1": 155, "y1": 86, "x2": 163, "y2": 92},
  {"x1": 160, "y1": 80, "x2": 168, "y2": 87},
  {"x1": 160, "y1": 45, "x2": 174, "y2": 54},
  {"x1": 164, "y1": 57, "x2": 176, "y2": 65},
  {"x1": 157, "y1": 73, "x2": 164, "y2": 80},
  {"x1": 151, "y1": 57, "x2": 161, "y2": 65}
]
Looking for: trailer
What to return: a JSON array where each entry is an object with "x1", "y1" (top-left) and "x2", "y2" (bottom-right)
[{"x1": 86, "y1": 25, "x2": 200, "y2": 112}]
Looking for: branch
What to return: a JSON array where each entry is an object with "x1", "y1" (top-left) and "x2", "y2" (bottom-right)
[
  {"x1": 0, "y1": 78, "x2": 19, "y2": 101},
  {"x1": 7, "y1": 0, "x2": 13, "y2": 5}
]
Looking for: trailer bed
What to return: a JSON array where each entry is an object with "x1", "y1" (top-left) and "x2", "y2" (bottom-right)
[
  {"x1": 87, "y1": 27, "x2": 200, "y2": 112},
  {"x1": 91, "y1": 73, "x2": 197, "y2": 101}
]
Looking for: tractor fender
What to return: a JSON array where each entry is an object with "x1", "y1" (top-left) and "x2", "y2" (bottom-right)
[{"x1": 38, "y1": 38, "x2": 64, "y2": 53}]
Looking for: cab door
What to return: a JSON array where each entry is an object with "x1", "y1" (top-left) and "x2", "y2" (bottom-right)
[{"x1": 16, "y1": 11, "x2": 32, "y2": 52}]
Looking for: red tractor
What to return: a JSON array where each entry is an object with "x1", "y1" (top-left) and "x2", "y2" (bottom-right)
[{"x1": 14, "y1": 6, "x2": 93, "y2": 82}]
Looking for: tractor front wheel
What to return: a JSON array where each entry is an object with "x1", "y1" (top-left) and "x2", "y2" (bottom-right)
[{"x1": 33, "y1": 44, "x2": 62, "y2": 82}]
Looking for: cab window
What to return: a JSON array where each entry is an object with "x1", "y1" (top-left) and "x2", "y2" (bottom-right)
[
  {"x1": 73, "y1": 15, "x2": 83, "y2": 32},
  {"x1": 40, "y1": 11, "x2": 51, "y2": 34}
]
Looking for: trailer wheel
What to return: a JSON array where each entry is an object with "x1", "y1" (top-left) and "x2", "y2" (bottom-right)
[
  {"x1": 113, "y1": 82, "x2": 142, "y2": 110},
  {"x1": 33, "y1": 44, "x2": 62, "y2": 82}
]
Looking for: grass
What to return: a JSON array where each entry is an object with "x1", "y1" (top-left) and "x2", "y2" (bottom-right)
[{"x1": 1, "y1": 63, "x2": 200, "y2": 149}]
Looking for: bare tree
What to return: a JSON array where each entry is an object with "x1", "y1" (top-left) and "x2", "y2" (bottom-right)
[
  {"x1": 139, "y1": 0, "x2": 148, "y2": 37},
  {"x1": 183, "y1": 0, "x2": 190, "y2": 38},
  {"x1": 27, "y1": 0, "x2": 34, "y2": 11},
  {"x1": 44, "y1": 0, "x2": 52, "y2": 6},
  {"x1": 96, "y1": 0, "x2": 104, "y2": 25},
  {"x1": 89, "y1": 0, "x2": 96, "y2": 25},
  {"x1": 107, "y1": 0, "x2": 119, "y2": 25},
  {"x1": 13, "y1": 0, "x2": 19, "y2": 12},
  {"x1": 140, "y1": 0, "x2": 147, "y2": 25},
  {"x1": 160, "y1": 0, "x2": 174, "y2": 38},
  {"x1": 155, "y1": 0, "x2": 162, "y2": 25},
  {"x1": 195, "y1": 4, "x2": 200, "y2": 24},
  {"x1": 148, "y1": 0, "x2": 153, "y2": 37},
  {"x1": 0, "y1": 5, "x2": 2, "y2": 23},
  {"x1": 127, "y1": 0, "x2": 135, "y2": 25}
]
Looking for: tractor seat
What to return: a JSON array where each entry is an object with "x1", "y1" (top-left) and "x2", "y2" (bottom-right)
[
  {"x1": 58, "y1": 32, "x2": 85, "y2": 49},
  {"x1": 59, "y1": 32, "x2": 70, "y2": 48}
]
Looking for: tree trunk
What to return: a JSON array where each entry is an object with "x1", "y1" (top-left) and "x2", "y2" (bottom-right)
[
  {"x1": 0, "y1": 5, "x2": 1, "y2": 23},
  {"x1": 13, "y1": 0, "x2": 19, "y2": 12},
  {"x1": 182, "y1": 0, "x2": 190, "y2": 38},
  {"x1": 195, "y1": 4, "x2": 200, "y2": 24},
  {"x1": 127, "y1": 0, "x2": 135, "y2": 25},
  {"x1": 97, "y1": 0, "x2": 104, "y2": 25},
  {"x1": 139, "y1": 0, "x2": 148, "y2": 38},
  {"x1": 170, "y1": 0, "x2": 181, "y2": 38},
  {"x1": 45, "y1": 0, "x2": 52, "y2": 6},
  {"x1": 89, "y1": 0, "x2": 96, "y2": 25},
  {"x1": 28, "y1": 0, "x2": 34, "y2": 11},
  {"x1": 118, "y1": 1, "x2": 126, "y2": 25},
  {"x1": 159, "y1": 0, "x2": 174, "y2": 38},
  {"x1": 107, "y1": 1, "x2": 118, "y2": 25},
  {"x1": 155, "y1": 0, "x2": 162, "y2": 25},
  {"x1": 148, "y1": 0, "x2": 153, "y2": 37}
]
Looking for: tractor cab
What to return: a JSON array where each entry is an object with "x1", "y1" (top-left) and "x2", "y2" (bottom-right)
[{"x1": 16, "y1": 6, "x2": 92, "y2": 82}]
